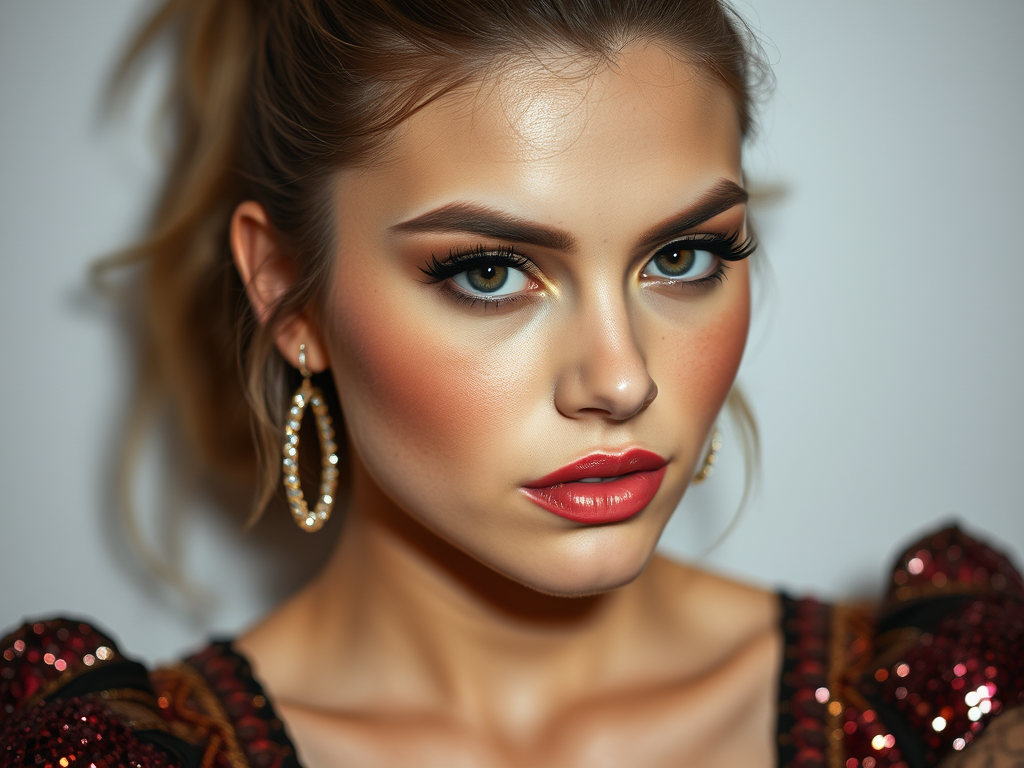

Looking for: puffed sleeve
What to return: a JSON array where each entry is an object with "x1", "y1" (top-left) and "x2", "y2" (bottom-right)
[
  {"x1": 1, "y1": 617, "x2": 189, "y2": 767},
  {"x1": 857, "y1": 525, "x2": 1024, "y2": 767}
]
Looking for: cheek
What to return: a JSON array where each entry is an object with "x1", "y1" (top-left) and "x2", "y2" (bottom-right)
[
  {"x1": 654, "y1": 267, "x2": 750, "y2": 423},
  {"x1": 327, "y1": 285, "x2": 543, "y2": 494}
]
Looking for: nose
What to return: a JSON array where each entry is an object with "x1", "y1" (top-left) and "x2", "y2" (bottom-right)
[{"x1": 552, "y1": 294, "x2": 657, "y2": 422}]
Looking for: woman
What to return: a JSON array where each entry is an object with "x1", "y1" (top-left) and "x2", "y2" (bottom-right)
[{"x1": 2, "y1": 1, "x2": 1021, "y2": 766}]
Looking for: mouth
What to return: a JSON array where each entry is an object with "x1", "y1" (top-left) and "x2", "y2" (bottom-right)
[{"x1": 521, "y1": 449, "x2": 669, "y2": 524}]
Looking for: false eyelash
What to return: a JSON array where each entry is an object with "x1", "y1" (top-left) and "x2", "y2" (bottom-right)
[
  {"x1": 670, "y1": 231, "x2": 757, "y2": 262},
  {"x1": 419, "y1": 244, "x2": 535, "y2": 283}
]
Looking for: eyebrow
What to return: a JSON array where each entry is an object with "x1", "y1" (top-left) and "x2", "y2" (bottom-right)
[
  {"x1": 389, "y1": 178, "x2": 748, "y2": 253},
  {"x1": 636, "y1": 179, "x2": 749, "y2": 250}
]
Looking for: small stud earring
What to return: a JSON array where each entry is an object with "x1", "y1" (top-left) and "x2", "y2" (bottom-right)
[
  {"x1": 692, "y1": 428, "x2": 722, "y2": 485},
  {"x1": 281, "y1": 344, "x2": 339, "y2": 532}
]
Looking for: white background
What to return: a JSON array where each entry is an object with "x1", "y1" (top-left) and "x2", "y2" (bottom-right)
[{"x1": 2, "y1": 1, "x2": 1022, "y2": 664}]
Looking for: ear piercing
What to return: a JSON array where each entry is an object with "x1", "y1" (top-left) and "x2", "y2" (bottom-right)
[
  {"x1": 281, "y1": 344, "x2": 339, "y2": 532},
  {"x1": 692, "y1": 428, "x2": 722, "y2": 484}
]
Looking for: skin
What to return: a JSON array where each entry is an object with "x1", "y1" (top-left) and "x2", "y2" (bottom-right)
[{"x1": 231, "y1": 43, "x2": 781, "y2": 767}]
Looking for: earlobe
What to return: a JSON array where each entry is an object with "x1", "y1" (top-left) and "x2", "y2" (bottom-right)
[{"x1": 230, "y1": 201, "x2": 331, "y2": 373}]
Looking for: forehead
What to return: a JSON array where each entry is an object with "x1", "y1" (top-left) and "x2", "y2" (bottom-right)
[{"x1": 342, "y1": 43, "x2": 742, "y2": 228}]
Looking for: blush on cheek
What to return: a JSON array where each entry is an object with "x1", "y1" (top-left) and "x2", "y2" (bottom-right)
[
  {"x1": 336, "y1": 306, "x2": 464, "y2": 459},
  {"x1": 660, "y1": 280, "x2": 751, "y2": 426},
  {"x1": 330, "y1": 292, "x2": 530, "y2": 472}
]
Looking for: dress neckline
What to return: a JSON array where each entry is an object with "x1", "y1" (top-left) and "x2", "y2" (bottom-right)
[
  {"x1": 184, "y1": 592, "x2": 814, "y2": 768},
  {"x1": 184, "y1": 640, "x2": 303, "y2": 768}
]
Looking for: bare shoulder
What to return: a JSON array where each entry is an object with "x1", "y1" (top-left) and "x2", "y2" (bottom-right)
[{"x1": 939, "y1": 707, "x2": 1024, "y2": 768}]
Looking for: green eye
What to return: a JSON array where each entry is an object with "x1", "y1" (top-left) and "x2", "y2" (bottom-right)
[
  {"x1": 642, "y1": 244, "x2": 716, "y2": 281},
  {"x1": 465, "y1": 265, "x2": 508, "y2": 292},
  {"x1": 652, "y1": 248, "x2": 695, "y2": 276},
  {"x1": 453, "y1": 264, "x2": 528, "y2": 297}
]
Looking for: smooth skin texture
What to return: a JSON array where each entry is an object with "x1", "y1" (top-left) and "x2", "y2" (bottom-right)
[{"x1": 232, "y1": 44, "x2": 781, "y2": 767}]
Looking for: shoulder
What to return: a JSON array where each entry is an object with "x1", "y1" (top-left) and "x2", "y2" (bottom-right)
[{"x1": 779, "y1": 524, "x2": 1024, "y2": 768}]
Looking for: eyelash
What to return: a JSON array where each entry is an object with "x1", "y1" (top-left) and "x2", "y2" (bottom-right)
[
  {"x1": 420, "y1": 244, "x2": 534, "y2": 283},
  {"x1": 677, "y1": 230, "x2": 758, "y2": 262},
  {"x1": 419, "y1": 245, "x2": 537, "y2": 309},
  {"x1": 419, "y1": 232, "x2": 757, "y2": 305},
  {"x1": 654, "y1": 231, "x2": 756, "y2": 291}
]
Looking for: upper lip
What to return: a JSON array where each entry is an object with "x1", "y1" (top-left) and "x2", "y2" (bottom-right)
[{"x1": 524, "y1": 449, "x2": 668, "y2": 488}]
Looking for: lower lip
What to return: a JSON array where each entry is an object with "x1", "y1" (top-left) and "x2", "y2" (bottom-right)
[{"x1": 521, "y1": 467, "x2": 668, "y2": 524}]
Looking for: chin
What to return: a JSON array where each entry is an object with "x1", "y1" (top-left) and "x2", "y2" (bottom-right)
[{"x1": 500, "y1": 524, "x2": 660, "y2": 598}]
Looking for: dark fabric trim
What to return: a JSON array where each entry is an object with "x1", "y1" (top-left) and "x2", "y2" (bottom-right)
[
  {"x1": 193, "y1": 640, "x2": 303, "y2": 768},
  {"x1": 775, "y1": 592, "x2": 799, "y2": 768},
  {"x1": 44, "y1": 660, "x2": 153, "y2": 702},
  {"x1": 875, "y1": 594, "x2": 971, "y2": 636}
]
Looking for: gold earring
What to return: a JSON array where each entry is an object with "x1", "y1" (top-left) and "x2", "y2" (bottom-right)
[
  {"x1": 282, "y1": 344, "x2": 339, "y2": 532},
  {"x1": 692, "y1": 428, "x2": 722, "y2": 485}
]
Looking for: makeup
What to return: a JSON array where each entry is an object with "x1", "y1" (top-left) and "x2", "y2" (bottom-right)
[
  {"x1": 320, "y1": 42, "x2": 750, "y2": 594},
  {"x1": 522, "y1": 449, "x2": 668, "y2": 524}
]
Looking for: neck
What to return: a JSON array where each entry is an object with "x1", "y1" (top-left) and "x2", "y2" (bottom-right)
[
  {"x1": 240, "y1": 459, "x2": 684, "y2": 736},
  {"x1": 333, "y1": 461, "x2": 612, "y2": 630}
]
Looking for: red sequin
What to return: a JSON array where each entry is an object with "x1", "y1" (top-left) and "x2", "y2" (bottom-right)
[
  {"x1": 3, "y1": 525, "x2": 1021, "y2": 768},
  {"x1": 0, "y1": 696, "x2": 175, "y2": 767},
  {"x1": 779, "y1": 526, "x2": 1024, "y2": 768}
]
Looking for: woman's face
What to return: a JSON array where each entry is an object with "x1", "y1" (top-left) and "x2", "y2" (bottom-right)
[{"x1": 323, "y1": 44, "x2": 750, "y2": 596}]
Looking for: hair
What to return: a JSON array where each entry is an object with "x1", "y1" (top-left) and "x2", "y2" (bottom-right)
[{"x1": 103, "y1": 0, "x2": 768, "y2": 548}]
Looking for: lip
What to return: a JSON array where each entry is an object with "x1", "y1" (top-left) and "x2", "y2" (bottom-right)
[{"x1": 521, "y1": 449, "x2": 669, "y2": 524}]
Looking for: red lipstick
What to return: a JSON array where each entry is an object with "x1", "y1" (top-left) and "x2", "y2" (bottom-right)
[{"x1": 521, "y1": 449, "x2": 668, "y2": 524}]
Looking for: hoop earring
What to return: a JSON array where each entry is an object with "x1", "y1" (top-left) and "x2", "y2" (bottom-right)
[
  {"x1": 282, "y1": 344, "x2": 339, "y2": 532},
  {"x1": 692, "y1": 428, "x2": 721, "y2": 485}
]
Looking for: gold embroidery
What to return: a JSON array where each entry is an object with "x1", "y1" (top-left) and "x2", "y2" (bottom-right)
[
  {"x1": 151, "y1": 663, "x2": 251, "y2": 768},
  {"x1": 890, "y1": 580, "x2": 985, "y2": 604},
  {"x1": 827, "y1": 602, "x2": 878, "y2": 768},
  {"x1": 827, "y1": 603, "x2": 850, "y2": 768}
]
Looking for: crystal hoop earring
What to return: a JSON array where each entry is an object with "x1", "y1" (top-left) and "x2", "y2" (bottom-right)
[
  {"x1": 281, "y1": 344, "x2": 339, "y2": 532},
  {"x1": 692, "y1": 428, "x2": 722, "y2": 485}
]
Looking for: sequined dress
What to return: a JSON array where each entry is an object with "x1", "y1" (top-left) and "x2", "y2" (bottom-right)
[{"x1": 3, "y1": 525, "x2": 1022, "y2": 768}]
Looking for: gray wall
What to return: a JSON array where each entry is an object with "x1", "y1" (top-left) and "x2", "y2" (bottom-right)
[{"x1": 2, "y1": 1, "x2": 1022, "y2": 663}]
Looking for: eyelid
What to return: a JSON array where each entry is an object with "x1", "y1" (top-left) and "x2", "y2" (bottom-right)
[
  {"x1": 437, "y1": 282, "x2": 534, "y2": 310},
  {"x1": 417, "y1": 232, "x2": 752, "y2": 305},
  {"x1": 419, "y1": 244, "x2": 538, "y2": 284},
  {"x1": 645, "y1": 231, "x2": 756, "y2": 263},
  {"x1": 420, "y1": 244, "x2": 544, "y2": 307}
]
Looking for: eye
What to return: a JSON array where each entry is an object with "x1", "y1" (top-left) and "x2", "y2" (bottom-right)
[
  {"x1": 641, "y1": 243, "x2": 718, "y2": 281},
  {"x1": 451, "y1": 263, "x2": 530, "y2": 297}
]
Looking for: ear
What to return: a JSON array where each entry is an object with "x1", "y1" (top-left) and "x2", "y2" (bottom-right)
[{"x1": 230, "y1": 201, "x2": 330, "y2": 373}]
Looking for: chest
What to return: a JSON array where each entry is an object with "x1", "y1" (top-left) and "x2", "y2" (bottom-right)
[{"x1": 277, "y1": 675, "x2": 779, "y2": 768}]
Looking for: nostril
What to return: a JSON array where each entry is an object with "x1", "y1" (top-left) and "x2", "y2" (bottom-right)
[
  {"x1": 640, "y1": 382, "x2": 658, "y2": 411},
  {"x1": 551, "y1": 318, "x2": 657, "y2": 420}
]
